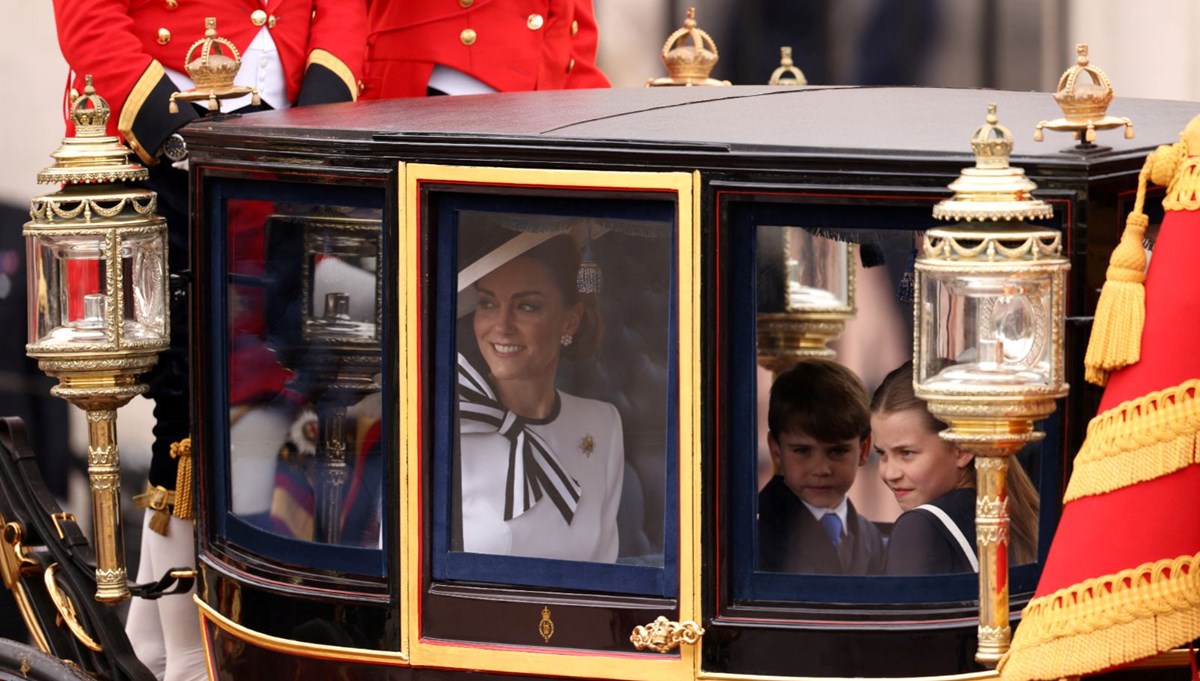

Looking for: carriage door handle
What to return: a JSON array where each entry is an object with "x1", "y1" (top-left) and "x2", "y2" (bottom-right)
[{"x1": 630, "y1": 616, "x2": 704, "y2": 653}]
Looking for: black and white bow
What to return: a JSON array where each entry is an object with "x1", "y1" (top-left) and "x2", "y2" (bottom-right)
[{"x1": 457, "y1": 353, "x2": 582, "y2": 524}]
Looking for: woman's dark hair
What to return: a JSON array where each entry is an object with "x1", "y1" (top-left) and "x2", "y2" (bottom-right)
[
  {"x1": 871, "y1": 360, "x2": 1040, "y2": 565},
  {"x1": 519, "y1": 234, "x2": 603, "y2": 359}
]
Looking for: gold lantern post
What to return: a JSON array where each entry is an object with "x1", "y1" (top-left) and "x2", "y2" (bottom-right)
[
  {"x1": 914, "y1": 104, "x2": 1069, "y2": 665},
  {"x1": 646, "y1": 7, "x2": 730, "y2": 87},
  {"x1": 756, "y1": 229, "x2": 856, "y2": 376},
  {"x1": 25, "y1": 77, "x2": 170, "y2": 603}
]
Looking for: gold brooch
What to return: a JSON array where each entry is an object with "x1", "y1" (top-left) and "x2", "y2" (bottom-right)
[{"x1": 580, "y1": 435, "x2": 594, "y2": 456}]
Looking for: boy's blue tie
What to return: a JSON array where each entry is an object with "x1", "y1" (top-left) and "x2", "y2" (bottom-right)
[{"x1": 819, "y1": 513, "x2": 843, "y2": 549}]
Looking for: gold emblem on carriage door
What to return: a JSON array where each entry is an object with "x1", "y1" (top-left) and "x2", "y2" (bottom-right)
[{"x1": 539, "y1": 606, "x2": 555, "y2": 642}]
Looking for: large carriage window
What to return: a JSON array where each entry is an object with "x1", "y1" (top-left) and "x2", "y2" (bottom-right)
[
  {"x1": 725, "y1": 198, "x2": 1060, "y2": 608},
  {"x1": 433, "y1": 197, "x2": 677, "y2": 594},
  {"x1": 211, "y1": 180, "x2": 386, "y2": 577}
]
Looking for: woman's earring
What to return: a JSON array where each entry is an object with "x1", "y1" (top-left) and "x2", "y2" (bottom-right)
[{"x1": 560, "y1": 334, "x2": 574, "y2": 347}]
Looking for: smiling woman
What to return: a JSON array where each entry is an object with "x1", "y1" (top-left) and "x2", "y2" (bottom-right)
[{"x1": 456, "y1": 233, "x2": 624, "y2": 563}]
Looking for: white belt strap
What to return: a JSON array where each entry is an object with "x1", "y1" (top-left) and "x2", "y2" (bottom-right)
[{"x1": 916, "y1": 503, "x2": 979, "y2": 573}]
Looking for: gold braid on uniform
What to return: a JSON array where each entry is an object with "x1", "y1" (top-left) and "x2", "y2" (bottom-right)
[{"x1": 172, "y1": 437, "x2": 194, "y2": 521}]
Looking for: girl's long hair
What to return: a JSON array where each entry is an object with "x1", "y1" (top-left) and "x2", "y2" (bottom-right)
[{"x1": 871, "y1": 361, "x2": 1040, "y2": 565}]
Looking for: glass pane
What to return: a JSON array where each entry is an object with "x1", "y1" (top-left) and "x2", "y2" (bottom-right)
[
  {"x1": 29, "y1": 235, "x2": 110, "y2": 346},
  {"x1": 225, "y1": 200, "x2": 384, "y2": 549},
  {"x1": 453, "y1": 210, "x2": 671, "y2": 569},
  {"x1": 749, "y1": 222, "x2": 1046, "y2": 590},
  {"x1": 121, "y1": 231, "x2": 167, "y2": 342},
  {"x1": 919, "y1": 273, "x2": 1054, "y2": 389}
]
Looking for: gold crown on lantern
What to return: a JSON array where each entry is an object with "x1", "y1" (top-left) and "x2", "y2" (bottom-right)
[
  {"x1": 934, "y1": 104, "x2": 1053, "y2": 223},
  {"x1": 647, "y1": 8, "x2": 730, "y2": 87},
  {"x1": 169, "y1": 17, "x2": 260, "y2": 113},
  {"x1": 1035, "y1": 44, "x2": 1132, "y2": 145},
  {"x1": 69, "y1": 76, "x2": 111, "y2": 136},
  {"x1": 971, "y1": 103, "x2": 1014, "y2": 170},
  {"x1": 37, "y1": 76, "x2": 148, "y2": 186}
]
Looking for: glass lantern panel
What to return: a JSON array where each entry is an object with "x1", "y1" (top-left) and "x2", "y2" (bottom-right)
[
  {"x1": 121, "y1": 231, "x2": 167, "y2": 342},
  {"x1": 303, "y1": 228, "x2": 380, "y2": 343},
  {"x1": 28, "y1": 234, "x2": 111, "y2": 346},
  {"x1": 756, "y1": 225, "x2": 850, "y2": 312},
  {"x1": 918, "y1": 270, "x2": 1054, "y2": 389}
]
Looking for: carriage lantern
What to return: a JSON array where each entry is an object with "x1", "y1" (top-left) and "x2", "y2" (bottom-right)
[
  {"x1": 914, "y1": 104, "x2": 1069, "y2": 665},
  {"x1": 756, "y1": 229, "x2": 856, "y2": 375},
  {"x1": 25, "y1": 77, "x2": 169, "y2": 603},
  {"x1": 267, "y1": 214, "x2": 382, "y2": 544}
]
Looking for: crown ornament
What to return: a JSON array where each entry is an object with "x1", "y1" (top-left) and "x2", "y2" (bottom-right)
[
  {"x1": 933, "y1": 104, "x2": 1053, "y2": 223},
  {"x1": 1034, "y1": 44, "x2": 1133, "y2": 148},
  {"x1": 168, "y1": 17, "x2": 260, "y2": 114},
  {"x1": 768, "y1": 47, "x2": 808, "y2": 86},
  {"x1": 647, "y1": 8, "x2": 729, "y2": 87},
  {"x1": 37, "y1": 76, "x2": 148, "y2": 186}
]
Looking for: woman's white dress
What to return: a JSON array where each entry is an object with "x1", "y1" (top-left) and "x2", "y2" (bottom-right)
[{"x1": 460, "y1": 391, "x2": 624, "y2": 563}]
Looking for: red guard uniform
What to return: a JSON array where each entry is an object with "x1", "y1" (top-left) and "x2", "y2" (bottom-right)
[
  {"x1": 363, "y1": 0, "x2": 609, "y2": 100},
  {"x1": 53, "y1": 0, "x2": 367, "y2": 164}
]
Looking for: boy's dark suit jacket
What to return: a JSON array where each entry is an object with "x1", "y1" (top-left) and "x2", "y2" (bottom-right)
[{"x1": 757, "y1": 476, "x2": 885, "y2": 575}]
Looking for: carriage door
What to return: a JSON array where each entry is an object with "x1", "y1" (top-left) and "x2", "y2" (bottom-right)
[{"x1": 400, "y1": 164, "x2": 701, "y2": 681}]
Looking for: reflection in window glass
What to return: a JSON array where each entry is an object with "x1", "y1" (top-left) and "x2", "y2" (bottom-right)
[
  {"x1": 453, "y1": 211, "x2": 670, "y2": 566},
  {"x1": 754, "y1": 224, "x2": 1043, "y2": 576},
  {"x1": 225, "y1": 200, "x2": 384, "y2": 548}
]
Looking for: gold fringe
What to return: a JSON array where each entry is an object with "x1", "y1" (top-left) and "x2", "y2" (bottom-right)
[
  {"x1": 997, "y1": 552, "x2": 1200, "y2": 681},
  {"x1": 1064, "y1": 379, "x2": 1200, "y2": 501},
  {"x1": 171, "y1": 437, "x2": 194, "y2": 521},
  {"x1": 133, "y1": 484, "x2": 174, "y2": 536}
]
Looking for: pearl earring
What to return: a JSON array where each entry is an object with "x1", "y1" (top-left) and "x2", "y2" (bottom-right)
[{"x1": 560, "y1": 334, "x2": 574, "y2": 347}]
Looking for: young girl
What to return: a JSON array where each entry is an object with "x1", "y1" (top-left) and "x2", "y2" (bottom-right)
[{"x1": 870, "y1": 362, "x2": 1039, "y2": 575}]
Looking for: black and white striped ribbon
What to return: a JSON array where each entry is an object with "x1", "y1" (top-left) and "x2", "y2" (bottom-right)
[{"x1": 457, "y1": 353, "x2": 581, "y2": 524}]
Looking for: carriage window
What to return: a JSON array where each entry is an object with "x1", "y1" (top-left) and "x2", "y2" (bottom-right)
[
  {"x1": 430, "y1": 191, "x2": 679, "y2": 596},
  {"x1": 726, "y1": 200, "x2": 1059, "y2": 607},
  {"x1": 212, "y1": 181, "x2": 386, "y2": 576}
]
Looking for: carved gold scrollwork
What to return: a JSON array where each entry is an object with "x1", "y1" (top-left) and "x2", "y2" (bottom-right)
[
  {"x1": 976, "y1": 495, "x2": 1008, "y2": 516},
  {"x1": 44, "y1": 564, "x2": 103, "y2": 652},
  {"x1": 630, "y1": 616, "x2": 704, "y2": 653}
]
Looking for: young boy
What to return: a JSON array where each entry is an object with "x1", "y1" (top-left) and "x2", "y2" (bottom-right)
[{"x1": 757, "y1": 359, "x2": 885, "y2": 574}]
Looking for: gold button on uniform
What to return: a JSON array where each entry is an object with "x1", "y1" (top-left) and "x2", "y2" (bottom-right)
[
  {"x1": 459, "y1": 0, "x2": 474, "y2": 7},
  {"x1": 251, "y1": 9, "x2": 267, "y2": 26},
  {"x1": 571, "y1": 20, "x2": 579, "y2": 36},
  {"x1": 268, "y1": 14, "x2": 277, "y2": 28},
  {"x1": 568, "y1": 58, "x2": 575, "y2": 73},
  {"x1": 165, "y1": 0, "x2": 178, "y2": 9},
  {"x1": 156, "y1": 28, "x2": 171, "y2": 45},
  {"x1": 460, "y1": 28, "x2": 477, "y2": 45},
  {"x1": 526, "y1": 14, "x2": 544, "y2": 30}
]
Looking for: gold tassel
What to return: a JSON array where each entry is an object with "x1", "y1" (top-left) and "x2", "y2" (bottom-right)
[
  {"x1": 171, "y1": 437, "x2": 195, "y2": 521},
  {"x1": 1083, "y1": 142, "x2": 1185, "y2": 386},
  {"x1": 1083, "y1": 206, "x2": 1147, "y2": 386},
  {"x1": 133, "y1": 485, "x2": 174, "y2": 536}
]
